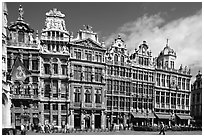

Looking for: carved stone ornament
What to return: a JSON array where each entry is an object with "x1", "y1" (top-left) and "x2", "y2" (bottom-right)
[{"x1": 46, "y1": 8, "x2": 65, "y2": 18}]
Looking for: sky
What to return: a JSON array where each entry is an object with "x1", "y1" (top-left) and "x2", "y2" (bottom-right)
[{"x1": 6, "y1": 2, "x2": 202, "y2": 80}]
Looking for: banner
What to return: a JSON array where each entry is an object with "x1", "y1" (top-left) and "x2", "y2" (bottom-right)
[{"x1": 10, "y1": 57, "x2": 31, "y2": 82}]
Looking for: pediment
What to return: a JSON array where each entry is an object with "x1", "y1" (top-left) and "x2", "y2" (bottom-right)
[{"x1": 74, "y1": 38, "x2": 103, "y2": 49}]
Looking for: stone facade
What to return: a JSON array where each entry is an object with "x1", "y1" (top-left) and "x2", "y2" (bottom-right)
[
  {"x1": 5, "y1": 5, "x2": 194, "y2": 130},
  {"x1": 154, "y1": 40, "x2": 192, "y2": 126},
  {"x1": 6, "y1": 5, "x2": 40, "y2": 130},
  {"x1": 191, "y1": 71, "x2": 202, "y2": 127}
]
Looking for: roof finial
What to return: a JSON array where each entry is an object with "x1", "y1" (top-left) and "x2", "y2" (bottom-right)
[
  {"x1": 18, "y1": 5, "x2": 24, "y2": 21},
  {"x1": 198, "y1": 70, "x2": 201, "y2": 75},
  {"x1": 166, "y1": 38, "x2": 169, "y2": 47}
]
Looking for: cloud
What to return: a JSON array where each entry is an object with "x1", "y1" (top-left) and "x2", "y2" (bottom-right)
[{"x1": 105, "y1": 10, "x2": 202, "y2": 79}]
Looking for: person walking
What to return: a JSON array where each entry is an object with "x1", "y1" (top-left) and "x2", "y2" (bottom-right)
[
  {"x1": 21, "y1": 124, "x2": 25, "y2": 135},
  {"x1": 159, "y1": 122, "x2": 165, "y2": 135}
]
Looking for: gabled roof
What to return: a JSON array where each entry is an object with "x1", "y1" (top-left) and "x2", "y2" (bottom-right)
[{"x1": 73, "y1": 38, "x2": 105, "y2": 49}]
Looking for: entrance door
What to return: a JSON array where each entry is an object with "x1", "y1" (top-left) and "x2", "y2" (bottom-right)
[
  {"x1": 74, "y1": 115, "x2": 81, "y2": 129},
  {"x1": 95, "y1": 115, "x2": 101, "y2": 129}
]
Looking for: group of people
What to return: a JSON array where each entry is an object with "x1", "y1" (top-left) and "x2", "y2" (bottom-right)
[{"x1": 36, "y1": 123, "x2": 70, "y2": 133}]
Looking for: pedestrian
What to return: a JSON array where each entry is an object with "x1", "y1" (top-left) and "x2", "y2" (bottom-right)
[
  {"x1": 159, "y1": 122, "x2": 165, "y2": 135},
  {"x1": 21, "y1": 124, "x2": 25, "y2": 135}
]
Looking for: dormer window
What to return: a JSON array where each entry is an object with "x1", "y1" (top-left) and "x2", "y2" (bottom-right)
[
  {"x1": 18, "y1": 31, "x2": 24, "y2": 42},
  {"x1": 171, "y1": 61, "x2": 174, "y2": 69}
]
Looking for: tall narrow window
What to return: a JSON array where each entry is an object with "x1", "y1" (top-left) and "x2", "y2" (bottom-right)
[
  {"x1": 44, "y1": 64, "x2": 50, "y2": 74},
  {"x1": 120, "y1": 97, "x2": 125, "y2": 109},
  {"x1": 157, "y1": 73, "x2": 161, "y2": 86},
  {"x1": 53, "y1": 80, "x2": 58, "y2": 98},
  {"x1": 182, "y1": 78, "x2": 186, "y2": 90},
  {"x1": 162, "y1": 74, "x2": 165, "y2": 87},
  {"x1": 121, "y1": 55, "x2": 124, "y2": 66},
  {"x1": 85, "y1": 89, "x2": 92, "y2": 103},
  {"x1": 85, "y1": 66, "x2": 92, "y2": 82},
  {"x1": 74, "y1": 88, "x2": 81, "y2": 102},
  {"x1": 74, "y1": 49, "x2": 82, "y2": 60},
  {"x1": 74, "y1": 65, "x2": 82, "y2": 80},
  {"x1": 54, "y1": 64, "x2": 58, "y2": 74},
  {"x1": 32, "y1": 59, "x2": 38, "y2": 70},
  {"x1": 44, "y1": 80, "x2": 50, "y2": 97},
  {"x1": 61, "y1": 65, "x2": 67, "y2": 75},
  {"x1": 61, "y1": 81, "x2": 67, "y2": 98},
  {"x1": 95, "y1": 67, "x2": 102, "y2": 82},
  {"x1": 95, "y1": 89, "x2": 101, "y2": 103},
  {"x1": 85, "y1": 50, "x2": 92, "y2": 61},
  {"x1": 23, "y1": 58, "x2": 29, "y2": 70}
]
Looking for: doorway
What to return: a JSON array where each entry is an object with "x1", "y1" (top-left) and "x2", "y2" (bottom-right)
[{"x1": 95, "y1": 115, "x2": 101, "y2": 129}]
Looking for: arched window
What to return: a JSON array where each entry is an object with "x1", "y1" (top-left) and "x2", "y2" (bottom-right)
[
  {"x1": 18, "y1": 31, "x2": 24, "y2": 42},
  {"x1": 85, "y1": 89, "x2": 92, "y2": 103}
]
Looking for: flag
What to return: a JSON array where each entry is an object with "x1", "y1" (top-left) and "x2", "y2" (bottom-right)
[{"x1": 10, "y1": 57, "x2": 31, "y2": 82}]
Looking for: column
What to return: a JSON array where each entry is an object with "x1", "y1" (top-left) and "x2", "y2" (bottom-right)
[
  {"x1": 123, "y1": 114, "x2": 127, "y2": 129},
  {"x1": 69, "y1": 110, "x2": 74, "y2": 129},
  {"x1": 29, "y1": 104, "x2": 33, "y2": 128},
  {"x1": 58, "y1": 80, "x2": 61, "y2": 99},
  {"x1": 11, "y1": 108, "x2": 15, "y2": 127},
  {"x1": 50, "y1": 103, "x2": 53, "y2": 124},
  {"x1": 101, "y1": 110, "x2": 105, "y2": 130},
  {"x1": 164, "y1": 91, "x2": 167, "y2": 108},
  {"x1": 81, "y1": 111, "x2": 85, "y2": 130},
  {"x1": 91, "y1": 111, "x2": 95, "y2": 130},
  {"x1": 39, "y1": 102, "x2": 44, "y2": 124},
  {"x1": 21, "y1": 104, "x2": 24, "y2": 124},
  {"x1": 11, "y1": 53, "x2": 14, "y2": 67},
  {"x1": 50, "y1": 79, "x2": 53, "y2": 99},
  {"x1": 29, "y1": 53, "x2": 32, "y2": 70},
  {"x1": 58, "y1": 103, "x2": 61, "y2": 126}
]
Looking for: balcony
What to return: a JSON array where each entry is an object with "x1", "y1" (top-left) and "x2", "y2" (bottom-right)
[
  {"x1": 84, "y1": 103, "x2": 92, "y2": 108},
  {"x1": 95, "y1": 103, "x2": 102, "y2": 108},
  {"x1": 12, "y1": 94, "x2": 33, "y2": 100}
]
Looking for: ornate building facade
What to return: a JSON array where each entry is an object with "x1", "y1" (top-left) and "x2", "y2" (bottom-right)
[
  {"x1": 130, "y1": 41, "x2": 155, "y2": 126},
  {"x1": 105, "y1": 35, "x2": 132, "y2": 129},
  {"x1": 5, "y1": 5, "x2": 194, "y2": 130},
  {"x1": 191, "y1": 71, "x2": 202, "y2": 127},
  {"x1": 69, "y1": 25, "x2": 106, "y2": 130},
  {"x1": 154, "y1": 40, "x2": 192, "y2": 126},
  {"x1": 6, "y1": 5, "x2": 40, "y2": 130},
  {"x1": 39, "y1": 8, "x2": 71, "y2": 128}
]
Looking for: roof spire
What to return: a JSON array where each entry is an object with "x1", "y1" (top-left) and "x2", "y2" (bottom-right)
[
  {"x1": 166, "y1": 38, "x2": 169, "y2": 47},
  {"x1": 18, "y1": 5, "x2": 24, "y2": 21}
]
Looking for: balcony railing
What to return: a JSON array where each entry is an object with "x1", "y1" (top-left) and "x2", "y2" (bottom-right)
[{"x1": 84, "y1": 103, "x2": 92, "y2": 108}]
